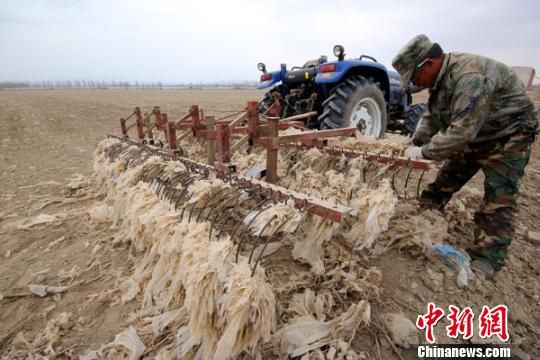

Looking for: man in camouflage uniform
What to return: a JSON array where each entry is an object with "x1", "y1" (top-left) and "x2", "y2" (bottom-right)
[{"x1": 392, "y1": 34, "x2": 538, "y2": 278}]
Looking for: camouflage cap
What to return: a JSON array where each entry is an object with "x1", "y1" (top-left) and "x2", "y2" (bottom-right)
[{"x1": 392, "y1": 34, "x2": 434, "y2": 90}]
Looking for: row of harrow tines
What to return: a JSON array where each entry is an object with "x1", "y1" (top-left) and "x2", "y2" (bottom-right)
[
  {"x1": 115, "y1": 101, "x2": 432, "y2": 200},
  {"x1": 105, "y1": 136, "x2": 353, "y2": 276}
]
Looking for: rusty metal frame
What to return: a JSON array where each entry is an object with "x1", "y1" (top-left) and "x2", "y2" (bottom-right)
[
  {"x1": 281, "y1": 143, "x2": 431, "y2": 171},
  {"x1": 117, "y1": 102, "x2": 431, "y2": 190}
]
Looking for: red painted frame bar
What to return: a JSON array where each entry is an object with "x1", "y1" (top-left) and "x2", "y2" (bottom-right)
[
  {"x1": 165, "y1": 113, "x2": 179, "y2": 155},
  {"x1": 134, "y1": 107, "x2": 145, "y2": 142},
  {"x1": 282, "y1": 143, "x2": 431, "y2": 170},
  {"x1": 277, "y1": 128, "x2": 357, "y2": 144}
]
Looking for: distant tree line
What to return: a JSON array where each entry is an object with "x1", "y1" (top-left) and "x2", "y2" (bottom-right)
[{"x1": 0, "y1": 80, "x2": 259, "y2": 90}]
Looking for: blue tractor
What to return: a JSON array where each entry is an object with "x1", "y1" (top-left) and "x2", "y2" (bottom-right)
[{"x1": 257, "y1": 45, "x2": 425, "y2": 138}]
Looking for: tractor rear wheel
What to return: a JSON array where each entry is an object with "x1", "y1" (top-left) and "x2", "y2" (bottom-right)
[
  {"x1": 318, "y1": 76, "x2": 387, "y2": 138},
  {"x1": 259, "y1": 85, "x2": 284, "y2": 117}
]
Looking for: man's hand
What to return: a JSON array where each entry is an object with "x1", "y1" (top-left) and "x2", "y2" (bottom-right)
[{"x1": 404, "y1": 146, "x2": 424, "y2": 159}]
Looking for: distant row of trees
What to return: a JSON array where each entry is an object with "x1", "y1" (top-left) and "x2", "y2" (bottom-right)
[{"x1": 0, "y1": 80, "x2": 259, "y2": 90}]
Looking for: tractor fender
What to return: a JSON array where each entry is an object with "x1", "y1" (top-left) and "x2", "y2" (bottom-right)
[
  {"x1": 388, "y1": 71, "x2": 404, "y2": 104},
  {"x1": 257, "y1": 70, "x2": 283, "y2": 89},
  {"x1": 315, "y1": 60, "x2": 393, "y2": 101}
]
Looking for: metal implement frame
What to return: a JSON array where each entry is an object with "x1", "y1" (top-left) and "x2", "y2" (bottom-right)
[{"x1": 118, "y1": 101, "x2": 431, "y2": 187}]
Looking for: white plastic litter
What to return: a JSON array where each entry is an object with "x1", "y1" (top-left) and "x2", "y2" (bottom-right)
[
  {"x1": 28, "y1": 284, "x2": 67, "y2": 297},
  {"x1": 111, "y1": 326, "x2": 146, "y2": 360},
  {"x1": 16, "y1": 213, "x2": 65, "y2": 230}
]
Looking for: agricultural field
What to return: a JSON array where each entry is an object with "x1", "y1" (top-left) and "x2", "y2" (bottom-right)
[{"x1": 0, "y1": 89, "x2": 539, "y2": 359}]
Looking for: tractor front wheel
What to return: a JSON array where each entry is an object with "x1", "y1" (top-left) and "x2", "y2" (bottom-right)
[{"x1": 318, "y1": 76, "x2": 387, "y2": 138}]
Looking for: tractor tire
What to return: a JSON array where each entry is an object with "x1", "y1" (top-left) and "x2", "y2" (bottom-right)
[
  {"x1": 259, "y1": 85, "x2": 283, "y2": 116},
  {"x1": 318, "y1": 76, "x2": 387, "y2": 138},
  {"x1": 401, "y1": 103, "x2": 427, "y2": 137}
]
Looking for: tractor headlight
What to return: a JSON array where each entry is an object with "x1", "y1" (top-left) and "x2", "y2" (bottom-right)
[
  {"x1": 333, "y1": 45, "x2": 345, "y2": 60},
  {"x1": 257, "y1": 62, "x2": 267, "y2": 73}
]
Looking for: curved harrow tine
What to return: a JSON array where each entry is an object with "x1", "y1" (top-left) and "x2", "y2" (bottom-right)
[
  {"x1": 179, "y1": 192, "x2": 195, "y2": 220},
  {"x1": 361, "y1": 158, "x2": 377, "y2": 184},
  {"x1": 161, "y1": 171, "x2": 191, "y2": 200},
  {"x1": 250, "y1": 214, "x2": 297, "y2": 276},
  {"x1": 403, "y1": 165, "x2": 414, "y2": 200},
  {"x1": 391, "y1": 166, "x2": 402, "y2": 198},
  {"x1": 172, "y1": 177, "x2": 199, "y2": 210},
  {"x1": 233, "y1": 200, "x2": 271, "y2": 263},
  {"x1": 196, "y1": 186, "x2": 233, "y2": 223},
  {"x1": 107, "y1": 143, "x2": 126, "y2": 161},
  {"x1": 416, "y1": 168, "x2": 427, "y2": 199},
  {"x1": 215, "y1": 192, "x2": 258, "y2": 240},
  {"x1": 138, "y1": 163, "x2": 164, "y2": 183},
  {"x1": 247, "y1": 214, "x2": 278, "y2": 264},
  {"x1": 207, "y1": 191, "x2": 243, "y2": 241}
]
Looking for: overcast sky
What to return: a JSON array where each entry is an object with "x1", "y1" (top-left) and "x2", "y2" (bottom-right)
[{"x1": 0, "y1": 0, "x2": 538, "y2": 83}]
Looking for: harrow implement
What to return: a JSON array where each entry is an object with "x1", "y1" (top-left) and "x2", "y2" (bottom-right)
[
  {"x1": 90, "y1": 96, "x2": 439, "y2": 359},
  {"x1": 104, "y1": 136, "x2": 355, "y2": 274}
]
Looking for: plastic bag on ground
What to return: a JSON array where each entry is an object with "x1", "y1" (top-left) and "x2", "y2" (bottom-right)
[{"x1": 427, "y1": 244, "x2": 472, "y2": 288}]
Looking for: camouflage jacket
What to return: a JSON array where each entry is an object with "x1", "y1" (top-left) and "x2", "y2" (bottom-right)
[{"x1": 414, "y1": 52, "x2": 538, "y2": 160}]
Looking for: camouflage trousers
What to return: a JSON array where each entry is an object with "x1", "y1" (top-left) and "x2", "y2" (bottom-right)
[{"x1": 420, "y1": 132, "x2": 536, "y2": 270}]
